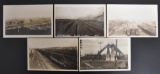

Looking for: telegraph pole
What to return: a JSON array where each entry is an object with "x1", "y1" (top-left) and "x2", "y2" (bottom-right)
[{"x1": 115, "y1": 39, "x2": 117, "y2": 68}]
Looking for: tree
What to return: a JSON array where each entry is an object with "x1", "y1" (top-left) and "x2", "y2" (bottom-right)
[
  {"x1": 30, "y1": 19, "x2": 32, "y2": 25},
  {"x1": 17, "y1": 20, "x2": 24, "y2": 32},
  {"x1": 19, "y1": 20, "x2": 24, "y2": 28},
  {"x1": 9, "y1": 21, "x2": 12, "y2": 25}
]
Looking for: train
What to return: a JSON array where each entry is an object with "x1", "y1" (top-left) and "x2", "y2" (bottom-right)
[{"x1": 36, "y1": 48, "x2": 77, "y2": 69}]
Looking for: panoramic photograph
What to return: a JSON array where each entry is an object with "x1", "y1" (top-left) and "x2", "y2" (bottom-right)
[
  {"x1": 3, "y1": 5, "x2": 53, "y2": 38},
  {"x1": 54, "y1": 4, "x2": 106, "y2": 37},
  {"x1": 107, "y1": 4, "x2": 158, "y2": 37},
  {"x1": 28, "y1": 38, "x2": 78, "y2": 71},
  {"x1": 79, "y1": 38, "x2": 131, "y2": 71}
]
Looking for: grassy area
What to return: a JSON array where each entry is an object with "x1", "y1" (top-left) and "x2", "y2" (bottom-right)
[{"x1": 5, "y1": 17, "x2": 51, "y2": 27}]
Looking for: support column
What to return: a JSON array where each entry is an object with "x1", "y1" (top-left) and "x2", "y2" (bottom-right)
[
  {"x1": 111, "y1": 46, "x2": 115, "y2": 61},
  {"x1": 106, "y1": 46, "x2": 111, "y2": 61}
]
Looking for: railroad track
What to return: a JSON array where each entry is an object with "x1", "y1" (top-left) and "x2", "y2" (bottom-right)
[
  {"x1": 138, "y1": 25, "x2": 156, "y2": 36},
  {"x1": 56, "y1": 19, "x2": 104, "y2": 36},
  {"x1": 38, "y1": 49, "x2": 77, "y2": 69},
  {"x1": 34, "y1": 50, "x2": 48, "y2": 69}
]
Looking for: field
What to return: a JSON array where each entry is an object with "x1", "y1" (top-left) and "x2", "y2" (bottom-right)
[
  {"x1": 29, "y1": 47, "x2": 78, "y2": 70},
  {"x1": 108, "y1": 20, "x2": 156, "y2": 36},
  {"x1": 56, "y1": 19, "x2": 104, "y2": 36},
  {"x1": 5, "y1": 17, "x2": 51, "y2": 35}
]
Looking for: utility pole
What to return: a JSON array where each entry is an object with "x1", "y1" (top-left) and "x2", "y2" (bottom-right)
[{"x1": 115, "y1": 39, "x2": 117, "y2": 68}]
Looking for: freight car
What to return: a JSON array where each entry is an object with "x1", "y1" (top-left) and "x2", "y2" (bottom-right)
[{"x1": 37, "y1": 48, "x2": 77, "y2": 69}]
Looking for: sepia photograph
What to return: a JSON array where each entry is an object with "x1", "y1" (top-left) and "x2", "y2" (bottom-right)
[
  {"x1": 3, "y1": 5, "x2": 53, "y2": 38},
  {"x1": 54, "y1": 4, "x2": 106, "y2": 37},
  {"x1": 107, "y1": 4, "x2": 158, "y2": 37},
  {"x1": 27, "y1": 38, "x2": 78, "y2": 71},
  {"x1": 79, "y1": 38, "x2": 131, "y2": 71}
]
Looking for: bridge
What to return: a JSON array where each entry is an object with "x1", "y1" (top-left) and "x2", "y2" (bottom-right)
[
  {"x1": 80, "y1": 40, "x2": 128, "y2": 69},
  {"x1": 97, "y1": 43, "x2": 126, "y2": 61}
]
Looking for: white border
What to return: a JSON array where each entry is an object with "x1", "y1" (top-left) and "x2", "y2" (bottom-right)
[
  {"x1": 79, "y1": 38, "x2": 131, "y2": 71},
  {"x1": 3, "y1": 4, "x2": 53, "y2": 38},
  {"x1": 54, "y1": 4, "x2": 106, "y2": 38},
  {"x1": 107, "y1": 4, "x2": 158, "y2": 38},
  {"x1": 27, "y1": 38, "x2": 78, "y2": 71}
]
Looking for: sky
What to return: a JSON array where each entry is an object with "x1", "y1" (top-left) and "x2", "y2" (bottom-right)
[
  {"x1": 80, "y1": 38, "x2": 130, "y2": 56},
  {"x1": 4, "y1": 5, "x2": 53, "y2": 20},
  {"x1": 55, "y1": 4, "x2": 105, "y2": 19},
  {"x1": 28, "y1": 38, "x2": 78, "y2": 48},
  {"x1": 107, "y1": 4, "x2": 158, "y2": 22}
]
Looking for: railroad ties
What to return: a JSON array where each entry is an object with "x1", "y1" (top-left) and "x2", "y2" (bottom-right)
[{"x1": 56, "y1": 19, "x2": 104, "y2": 36}]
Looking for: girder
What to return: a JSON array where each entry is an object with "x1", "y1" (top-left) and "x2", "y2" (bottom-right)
[{"x1": 97, "y1": 44, "x2": 125, "y2": 60}]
